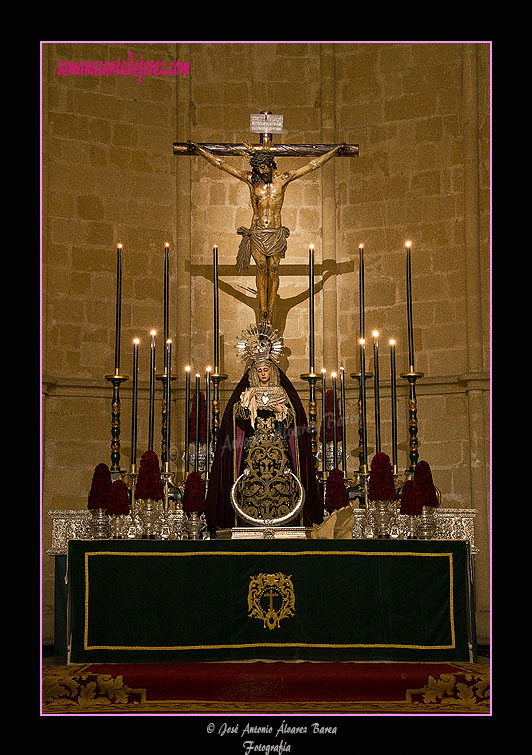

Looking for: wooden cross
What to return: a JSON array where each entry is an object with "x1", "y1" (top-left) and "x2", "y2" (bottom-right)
[
  {"x1": 173, "y1": 110, "x2": 358, "y2": 158},
  {"x1": 174, "y1": 141, "x2": 359, "y2": 158},
  {"x1": 174, "y1": 141, "x2": 358, "y2": 158}
]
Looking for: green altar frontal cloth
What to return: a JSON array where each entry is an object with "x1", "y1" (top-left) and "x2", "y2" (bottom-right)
[{"x1": 68, "y1": 538, "x2": 473, "y2": 663}]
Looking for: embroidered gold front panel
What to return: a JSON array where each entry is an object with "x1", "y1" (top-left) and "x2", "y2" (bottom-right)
[{"x1": 236, "y1": 416, "x2": 300, "y2": 522}]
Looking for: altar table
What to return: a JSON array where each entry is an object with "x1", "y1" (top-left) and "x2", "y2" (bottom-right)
[{"x1": 67, "y1": 538, "x2": 475, "y2": 663}]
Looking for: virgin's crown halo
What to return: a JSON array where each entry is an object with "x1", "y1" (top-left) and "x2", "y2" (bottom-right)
[{"x1": 235, "y1": 323, "x2": 283, "y2": 366}]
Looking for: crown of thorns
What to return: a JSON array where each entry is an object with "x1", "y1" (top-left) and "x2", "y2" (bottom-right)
[{"x1": 249, "y1": 151, "x2": 277, "y2": 168}]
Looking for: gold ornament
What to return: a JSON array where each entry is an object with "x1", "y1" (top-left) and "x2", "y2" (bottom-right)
[
  {"x1": 235, "y1": 323, "x2": 283, "y2": 368},
  {"x1": 247, "y1": 572, "x2": 295, "y2": 630}
]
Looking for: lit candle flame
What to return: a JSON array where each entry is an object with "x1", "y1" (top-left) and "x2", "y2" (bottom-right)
[
  {"x1": 321, "y1": 368, "x2": 326, "y2": 374},
  {"x1": 185, "y1": 365, "x2": 191, "y2": 372},
  {"x1": 405, "y1": 240, "x2": 412, "y2": 249},
  {"x1": 116, "y1": 243, "x2": 122, "y2": 249},
  {"x1": 166, "y1": 339, "x2": 172, "y2": 345},
  {"x1": 359, "y1": 243, "x2": 364, "y2": 250},
  {"x1": 164, "y1": 242, "x2": 170, "y2": 248},
  {"x1": 133, "y1": 338, "x2": 140, "y2": 345},
  {"x1": 206, "y1": 366, "x2": 212, "y2": 373},
  {"x1": 195, "y1": 373, "x2": 200, "y2": 379},
  {"x1": 390, "y1": 339, "x2": 396, "y2": 346},
  {"x1": 309, "y1": 243, "x2": 314, "y2": 250},
  {"x1": 331, "y1": 371, "x2": 337, "y2": 378},
  {"x1": 150, "y1": 329, "x2": 156, "y2": 336},
  {"x1": 372, "y1": 330, "x2": 379, "y2": 338},
  {"x1": 359, "y1": 338, "x2": 365, "y2": 346}
]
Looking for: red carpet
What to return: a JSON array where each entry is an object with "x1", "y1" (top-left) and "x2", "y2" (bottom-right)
[{"x1": 42, "y1": 660, "x2": 489, "y2": 714}]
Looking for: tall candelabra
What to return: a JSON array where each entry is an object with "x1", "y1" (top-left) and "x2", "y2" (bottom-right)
[
  {"x1": 402, "y1": 240, "x2": 423, "y2": 479},
  {"x1": 351, "y1": 369, "x2": 373, "y2": 473},
  {"x1": 104, "y1": 372, "x2": 128, "y2": 480},
  {"x1": 106, "y1": 242, "x2": 129, "y2": 480},
  {"x1": 401, "y1": 369, "x2": 424, "y2": 478},
  {"x1": 301, "y1": 244, "x2": 319, "y2": 465},
  {"x1": 349, "y1": 367, "x2": 372, "y2": 504},
  {"x1": 210, "y1": 371, "x2": 228, "y2": 445},
  {"x1": 211, "y1": 244, "x2": 228, "y2": 448},
  {"x1": 300, "y1": 371, "x2": 319, "y2": 462},
  {"x1": 156, "y1": 370, "x2": 177, "y2": 466}
]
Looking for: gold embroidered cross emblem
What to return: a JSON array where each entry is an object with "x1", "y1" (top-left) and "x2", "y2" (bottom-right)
[{"x1": 247, "y1": 572, "x2": 295, "y2": 630}]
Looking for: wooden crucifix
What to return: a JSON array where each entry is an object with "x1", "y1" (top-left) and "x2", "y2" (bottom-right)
[{"x1": 173, "y1": 112, "x2": 358, "y2": 325}]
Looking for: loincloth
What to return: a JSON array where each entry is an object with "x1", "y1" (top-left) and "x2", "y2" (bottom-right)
[{"x1": 236, "y1": 226, "x2": 290, "y2": 272}]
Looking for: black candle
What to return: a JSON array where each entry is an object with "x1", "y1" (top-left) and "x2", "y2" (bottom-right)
[
  {"x1": 213, "y1": 245, "x2": 219, "y2": 373},
  {"x1": 148, "y1": 330, "x2": 156, "y2": 451},
  {"x1": 165, "y1": 339, "x2": 172, "y2": 469},
  {"x1": 332, "y1": 371, "x2": 338, "y2": 469},
  {"x1": 321, "y1": 369, "x2": 327, "y2": 475},
  {"x1": 194, "y1": 373, "x2": 200, "y2": 473},
  {"x1": 373, "y1": 330, "x2": 381, "y2": 454},
  {"x1": 390, "y1": 339, "x2": 398, "y2": 472},
  {"x1": 405, "y1": 241, "x2": 414, "y2": 372},
  {"x1": 205, "y1": 367, "x2": 211, "y2": 478},
  {"x1": 359, "y1": 244, "x2": 365, "y2": 342},
  {"x1": 340, "y1": 366, "x2": 347, "y2": 474},
  {"x1": 114, "y1": 244, "x2": 123, "y2": 375},
  {"x1": 130, "y1": 338, "x2": 139, "y2": 468},
  {"x1": 309, "y1": 243, "x2": 315, "y2": 374},
  {"x1": 164, "y1": 243, "x2": 170, "y2": 345},
  {"x1": 359, "y1": 339, "x2": 368, "y2": 471},
  {"x1": 184, "y1": 366, "x2": 191, "y2": 474}
]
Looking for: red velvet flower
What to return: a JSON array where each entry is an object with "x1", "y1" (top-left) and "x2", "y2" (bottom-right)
[
  {"x1": 88, "y1": 463, "x2": 112, "y2": 510},
  {"x1": 135, "y1": 450, "x2": 164, "y2": 501},
  {"x1": 400, "y1": 479, "x2": 424, "y2": 515},
  {"x1": 104, "y1": 479, "x2": 130, "y2": 515},
  {"x1": 414, "y1": 460, "x2": 439, "y2": 508},
  {"x1": 183, "y1": 471, "x2": 206, "y2": 512},
  {"x1": 325, "y1": 468, "x2": 349, "y2": 512},
  {"x1": 188, "y1": 392, "x2": 207, "y2": 443},
  {"x1": 368, "y1": 452, "x2": 397, "y2": 502},
  {"x1": 319, "y1": 389, "x2": 343, "y2": 443}
]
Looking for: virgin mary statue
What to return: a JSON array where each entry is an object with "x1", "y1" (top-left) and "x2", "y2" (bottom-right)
[{"x1": 205, "y1": 324, "x2": 322, "y2": 535}]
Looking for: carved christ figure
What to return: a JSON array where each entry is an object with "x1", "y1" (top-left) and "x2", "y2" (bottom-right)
[{"x1": 188, "y1": 141, "x2": 346, "y2": 324}]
